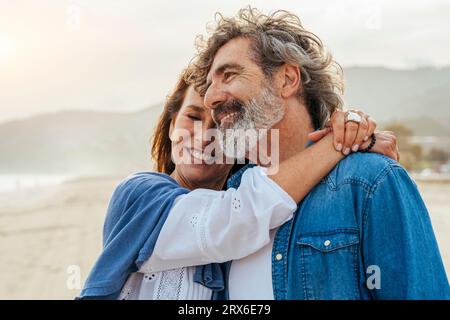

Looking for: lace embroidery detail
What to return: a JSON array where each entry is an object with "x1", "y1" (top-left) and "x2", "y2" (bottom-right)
[
  {"x1": 118, "y1": 286, "x2": 132, "y2": 300},
  {"x1": 198, "y1": 199, "x2": 211, "y2": 255},
  {"x1": 153, "y1": 268, "x2": 186, "y2": 300},
  {"x1": 232, "y1": 196, "x2": 241, "y2": 211},
  {"x1": 143, "y1": 273, "x2": 156, "y2": 282},
  {"x1": 190, "y1": 214, "x2": 199, "y2": 229}
]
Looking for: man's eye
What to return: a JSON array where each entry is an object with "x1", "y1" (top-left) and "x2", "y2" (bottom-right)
[{"x1": 224, "y1": 72, "x2": 235, "y2": 81}]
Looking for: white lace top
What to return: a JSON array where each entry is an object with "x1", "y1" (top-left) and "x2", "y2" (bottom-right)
[
  {"x1": 118, "y1": 267, "x2": 211, "y2": 300},
  {"x1": 118, "y1": 166, "x2": 297, "y2": 300}
]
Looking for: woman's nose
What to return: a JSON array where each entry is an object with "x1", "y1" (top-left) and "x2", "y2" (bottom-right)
[{"x1": 192, "y1": 121, "x2": 216, "y2": 148}]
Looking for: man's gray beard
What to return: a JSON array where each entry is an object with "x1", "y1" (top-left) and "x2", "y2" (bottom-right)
[{"x1": 219, "y1": 84, "x2": 285, "y2": 159}]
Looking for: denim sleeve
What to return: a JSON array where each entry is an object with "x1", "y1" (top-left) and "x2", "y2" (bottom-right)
[{"x1": 362, "y1": 164, "x2": 450, "y2": 299}]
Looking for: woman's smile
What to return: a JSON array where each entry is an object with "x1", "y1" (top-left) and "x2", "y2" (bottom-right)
[{"x1": 184, "y1": 146, "x2": 216, "y2": 164}]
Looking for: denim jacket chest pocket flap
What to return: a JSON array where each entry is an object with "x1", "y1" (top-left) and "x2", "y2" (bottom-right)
[{"x1": 296, "y1": 230, "x2": 359, "y2": 253}]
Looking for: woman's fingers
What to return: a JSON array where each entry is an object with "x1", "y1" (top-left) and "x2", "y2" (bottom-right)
[
  {"x1": 330, "y1": 111, "x2": 345, "y2": 152},
  {"x1": 329, "y1": 108, "x2": 378, "y2": 156},
  {"x1": 342, "y1": 121, "x2": 359, "y2": 155},
  {"x1": 308, "y1": 127, "x2": 330, "y2": 142},
  {"x1": 352, "y1": 114, "x2": 369, "y2": 152}
]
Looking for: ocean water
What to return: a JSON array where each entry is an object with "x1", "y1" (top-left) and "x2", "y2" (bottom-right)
[{"x1": 0, "y1": 174, "x2": 72, "y2": 193}]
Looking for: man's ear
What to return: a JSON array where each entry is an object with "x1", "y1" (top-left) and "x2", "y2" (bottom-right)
[{"x1": 280, "y1": 64, "x2": 301, "y2": 99}]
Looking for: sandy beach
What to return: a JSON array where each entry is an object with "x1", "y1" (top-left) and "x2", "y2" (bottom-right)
[{"x1": 0, "y1": 177, "x2": 448, "y2": 300}]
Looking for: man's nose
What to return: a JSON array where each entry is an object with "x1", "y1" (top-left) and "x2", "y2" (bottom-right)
[{"x1": 204, "y1": 82, "x2": 227, "y2": 110}]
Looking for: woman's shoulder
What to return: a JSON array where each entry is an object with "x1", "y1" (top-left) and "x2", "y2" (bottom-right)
[
  {"x1": 121, "y1": 171, "x2": 178, "y2": 186},
  {"x1": 115, "y1": 171, "x2": 182, "y2": 198},
  {"x1": 103, "y1": 172, "x2": 187, "y2": 240}
]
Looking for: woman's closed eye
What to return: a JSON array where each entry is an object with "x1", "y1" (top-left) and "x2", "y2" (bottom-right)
[{"x1": 187, "y1": 114, "x2": 202, "y2": 121}]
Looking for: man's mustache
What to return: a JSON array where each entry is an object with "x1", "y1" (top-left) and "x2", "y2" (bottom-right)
[{"x1": 212, "y1": 99, "x2": 244, "y2": 126}]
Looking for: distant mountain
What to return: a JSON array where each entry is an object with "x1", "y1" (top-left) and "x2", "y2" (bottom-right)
[
  {"x1": 343, "y1": 66, "x2": 450, "y2": 132},
  {"x1": 1, "y1": 66, "x2": 449, "y2": 175},
  {"x1": 0, "y1": 105, "x2": 163, "y2": 175},
  {"x1": 389, "y1": 116, "x2": 450, "y2": 137}
]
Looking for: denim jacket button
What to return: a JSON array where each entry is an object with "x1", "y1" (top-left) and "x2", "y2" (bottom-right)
[
  {"x1": 275, "y1": 253, "x2": 283, "y2": 261},
  {"x1": 324, "y1": 240, "x2": 331, "y2": 247}
]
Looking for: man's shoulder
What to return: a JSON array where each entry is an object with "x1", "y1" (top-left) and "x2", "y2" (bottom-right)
[
  {"x1": 294, "y1": 154, "x2": 407, "y2": 235},
  {"x1": 324, "y1": 152, "x2": 401, "y2": 190},
  {"x1": 227, "y1": 154, "x2": 401, "y2": 190}
]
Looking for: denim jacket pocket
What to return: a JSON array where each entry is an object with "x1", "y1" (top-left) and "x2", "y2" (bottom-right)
[
  {"x1": 296, "y1": 230, "x2": 360, "y2": 299},
  {"x1": 297, "y1": 231, "x2": 359, "y2": 254}
]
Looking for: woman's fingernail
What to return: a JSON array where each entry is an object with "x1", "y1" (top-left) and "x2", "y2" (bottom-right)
[
  {"x1": 343, "y1": 148, "x2": 350, "y2": 155},
  {"x1": 336, "y1": 143, "x2": 342, "y2": 151},
  {"x1": 364, "y1": 136, "x2": 369, "y2": 142},
  {"x1": 352, "y1": 144, "x2": 359, "y2": 152}
]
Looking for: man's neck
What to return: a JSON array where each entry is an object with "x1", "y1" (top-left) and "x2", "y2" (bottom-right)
[{"x1": 270, "y1": 99, "x2": 314, "y2": 163}]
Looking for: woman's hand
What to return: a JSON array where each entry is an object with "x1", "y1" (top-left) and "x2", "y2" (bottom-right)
[
  {"x1": 308, "y1": 109, "x2": 400, "y2": 161},
  {"x1": 308, "y1": 109, "x2": 376, "y2": 155},
  {"x1": 361, "y1": 131, "x2": 400, "y2": 161}
]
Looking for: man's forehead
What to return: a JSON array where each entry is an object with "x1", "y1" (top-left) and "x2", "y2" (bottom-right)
[{"x1": 206, "y1": 37, "x2": 253, "y2": 80}]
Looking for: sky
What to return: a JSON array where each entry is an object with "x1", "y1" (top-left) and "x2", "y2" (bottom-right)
[{"x1": 0, "y1": 0, "x2": 449, "y2": 122}]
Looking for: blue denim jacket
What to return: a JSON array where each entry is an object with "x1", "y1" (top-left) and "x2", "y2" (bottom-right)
[
  {"x1": 224, "y1": 152, "x2": 450, "y2": 299},
  {"x1": 78, "y1": 172, "x2": 225, "y2": 299}
]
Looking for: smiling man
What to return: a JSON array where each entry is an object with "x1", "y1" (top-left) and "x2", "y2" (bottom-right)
[{"x1": 189, "y1": 7, "x2": 450, "y2": 299}]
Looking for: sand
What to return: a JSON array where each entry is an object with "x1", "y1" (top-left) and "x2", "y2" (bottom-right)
[{"x1": 0, "y1": 177, "x2": 448, "y2": 299}]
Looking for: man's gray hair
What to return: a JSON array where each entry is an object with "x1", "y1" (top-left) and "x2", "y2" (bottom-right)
[{"x1": 189, "y1": 6, "x2": 344, "y2": 129}]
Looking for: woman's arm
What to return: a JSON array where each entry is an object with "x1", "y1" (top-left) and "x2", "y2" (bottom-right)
[
  {"x1": 142, "y1": 165, "x2": 297, "y2": 272},
  {"x1": 268, "y1": 133, "x2": 341, "y2": 202},
  {"x1": 142, "y1": 133, "x2": 344, "y2": 273},
  {"x1": 142, "y1": 112, "x2": 397, "y2": 272}
]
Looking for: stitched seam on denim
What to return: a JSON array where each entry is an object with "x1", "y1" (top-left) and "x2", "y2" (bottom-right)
[
  {"x1": 284, "y1": 220, "x2": 295, "y2": 300},
  {"x1": 271, "y1": 233, "x2": 280, "y2": 299},
  {"x1": 353, "y1": 243, "x2": 359, "y2": 299},
  {"x1": 298, "y1": 228, "x2": 359, "y2": 237},
  {"x1": 332, "y1": 178, "x2": 373, "y2": 193},
  {"x1": 280, "y1": 226, "x2": 288, "y2": 300},
  {"x1": 282, "y1": 232, "x2": 289, "y2": 300},
  {"x1": 358, "y1": 164, "x2": 397, "y2": 299},
  {"x1": 272, "y1": 220, "x2": 292, "y2": 300},
  {"x1": 324, "y1": 176, "x2": 336, "y2": 189},
  {"x1": 368, "y1": 163, "x2": 397, "y2": 194},
  {"x1": 324, "y1": 160, "x2": 396, "y2": 193},
  {"x1": 271, "y1": 245, "x2": 278, "y2": 299},
  {"x1": 362, "y1": 163, "x2": 395, "y2": 229},
  {"x1": 300, "y1": 244, "x2": 309, "y2": 299},
  {"x1": 297, "y1": 241, "x2": 359, "y2": 252}
]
